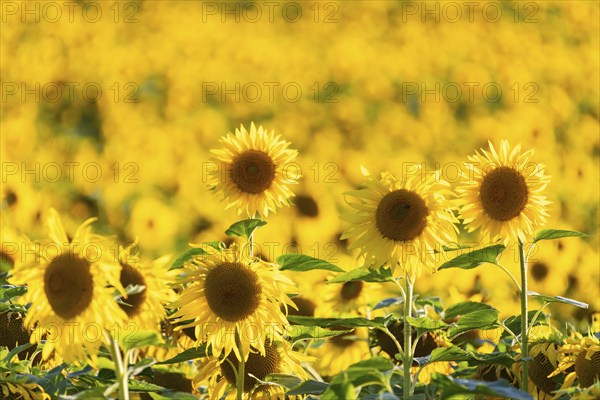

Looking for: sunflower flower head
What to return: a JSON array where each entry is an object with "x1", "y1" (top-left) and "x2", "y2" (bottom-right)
[
  {"x1": 550, "y1": 332, "x2": 600, "y2": 391},
  {"x1": 340, "y1": 167, "x2": 458, "y2": 278},
  {"x1": 195, "y1": 339, "x2": 309, "y2": 399},
  {"x1": 8, "y1": 208, "x2": 127, "y2": 363},
  {"x1": 209, "y1": 123, "x2": 300, "y2": 218},
  {"x1": 170, "y1": 243, "x2": 296, "y2": 361},
  {"x1": 458, "y1": 140, "x2": 551, "y2": 244},
  {"x1": 115, "y1": 243, "x2": 176, "y2": 332}
]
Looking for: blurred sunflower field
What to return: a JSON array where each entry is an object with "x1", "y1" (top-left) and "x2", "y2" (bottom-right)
[{"x1": 1, "y1": 0, "x2": 600, "y2": 399}]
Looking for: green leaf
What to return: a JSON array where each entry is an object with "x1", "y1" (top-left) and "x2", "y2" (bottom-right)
[
  {"x1": 4, "y1": 342, "x2": 34, "y2": 363},
  {"x1": 287, "y1": 380, "x2": 330, "y2": 395},
  {"x1": 406, "y1": 316, "x2": 448, "y2": 331},
  {"x1": 287, "y1": 316, "x2": 388, "y2": 329},
  {"x1": 528, "y1": 291, "x2": 589, "y2": 309},
  {"x1": 425, "y1": 346, "x2": 470, "y2": 363},
  {"x1": 448, "y1": 309, "x2": 499, "y2": 338},
  {"x1": 327, "y1": 266, "x2": 394, "y2": 283},
  {"x1": 444, "y1": 301, "x2": 496, "y2": 321},
  {"x1": 264, "y1": 374, "x2": 303, "y2": 389},
  {"x1": 421, "y1": 347, "x2": 515, "y2": 368},
  {"x1": 148, "y1": 392, "x2": 200, "y2": 400},
  {"x1": 128, "y1": 358, "x2": 155, "y2": 377},
  {"x1": 287, "y1": 326, "x2": 352, "y2": 342},
  {"x1": 373, "y1": 297, "x2": 404, "y2": 310},
  {"x1": 502, "y1": 311, "x2": 548, "y2": 338},
  {"x1": 122, "y1": 331, "x2": 163, "y2": 350},
  {"x1": 442, "y1": 243, "x2": 473, "y2": 252},
  {"x1": 322, "y1": 357, "x2": 394, "y2": 398},
  {"x1": 0, "y1": 284, "x2": 27, "y2": 299},
  {"x1": 438, "y1": 245, "x2": 506, "y2": 270},
  {"x1": 278, "y1": 254, "x2": 343, "y2": 272},
  {"x1": 157, "y1": 345, "x2": 208, "y2": 365},
  {"x1": 533, "y1": 229, "x2": 588, "y2": 243},
  {"x1": 414, "y1": 296, "x2": 444, "y2": 314},
  {"x1": 431, "y1": 374, "x2": 533, "y2": 399},
  {"x1": 225, "y1": 218, "x2": 267, "y2": 240},
  {"x1": 170, "y1": 247, "x2": 209, "y2": 270}
]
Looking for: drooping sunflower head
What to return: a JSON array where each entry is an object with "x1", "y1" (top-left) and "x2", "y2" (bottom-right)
[
  {"x1": 196, "y1": 340, "x2": 309, "y2": 399},
  {"x1": 170, "y1": 243, "x2": 296, "y2": 361},
  {"x1": 209, "y1": 123, "x2": 300, "y2": 218},
  {"x1": 375, "y1": 319, "x2": 448, "y2": 364},
  {"x1": 458, "y1": 140, "x2": 551, "y2": 243},
  {"x1": 341, "y1": 167, "x2": 458, "y2": 277},
  {"x1": 549, "y1": 333, "x2": 600, "y2": 394},
  {"x1": 116, "y1": 243, "x2": 176, "y2": 332},
  {"x1": 8, "y1": 208, "x2": 127, "y2": 362},
  {"x1": 0, "y1": 311, "x2": 35, "y2": 360},
  {"x1": 526, "y1": 341, "x2": 562, "y2": 395}
]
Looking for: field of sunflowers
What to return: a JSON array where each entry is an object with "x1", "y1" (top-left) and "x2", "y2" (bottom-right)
[{"x1": 1, "y1": 1, "x2": 599, "y2": 399}]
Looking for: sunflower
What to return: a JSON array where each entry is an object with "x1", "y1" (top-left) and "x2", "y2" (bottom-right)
[
  {"x1": 170, "y1": 243, "x2": 296, "y2": 361},
  {"x1": 550, "y1": 333, "x2": 600, "y2": 390},
  {"x1": 375, "y1": 319, "x2": 454, "y2": 383},
  {"x1": 209, "y1": 122, "x2": 300, "y2": 218},
  {"x1": 512, "y1": 341, "x2": 562, "y2": 399},
  {"x1": 114, "y1": 243, "x2": 176, "y2": 334},
  {"x1": 195, "y1": 340, "x2": 309, "y2": 399},
  {"x1": 457, "y1": 140, "x2": 551, "y2": 243},
  {"x1": 312, "y1": 327, "x2": 370, "y2": 376},
  {"x1": 8, "y1": 208, "x2": 127, "y2": 362},
  {"x1": 320, "y1": 278, "x2": 381, "y2": 316},
  {"x1": 340, "y1": 167, "x2": 458, "y2": 277},
  {"x1": 0, "y1": 311, "x2": 36, "y2": 361},
  {"x1": 0, "y1": 379, "x2": 50, "y2": 400}
]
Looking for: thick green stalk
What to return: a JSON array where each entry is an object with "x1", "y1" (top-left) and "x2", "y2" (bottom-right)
[
  {"x1": 403, "y1": 275, "x2": 414, "y2": 399},
  {"x1": 518, "y1": 239, "x2": 529, "y2": 392},
  {"x1": 104, "y1": 331, "x2": 129, "y2": 400},
  {"x1": 236, "y1": 346, "x2": 246, "y2": 400}
]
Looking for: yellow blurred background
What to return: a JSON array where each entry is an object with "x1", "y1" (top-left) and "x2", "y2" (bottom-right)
[{"x1": 1, "y1": 1, "x2": 598, "y2": 322}]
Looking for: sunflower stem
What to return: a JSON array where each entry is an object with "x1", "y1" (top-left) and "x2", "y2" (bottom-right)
[
  {"x1": 104, "y1": 330, "x2": 129, "y2": 400},
  {"x1": 518, "y1": 239, "x2": 529, "y2": 392},
  {"x1": 403, "y1": 273, "x2": 414, "y2": 399},
  {"x1": 236, "y1": 345, "x2": 246, "y2": 400}
]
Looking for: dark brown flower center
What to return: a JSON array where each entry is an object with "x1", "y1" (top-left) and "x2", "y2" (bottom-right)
[
  {"x1": 529, "y1": 348, "x2": 558, "y2": 394},
  {"x1": 231, "y1": 150, "x2": 275, "y2": 194},
  {"x1": 119, "y1": 263, "x2": 147, "y2": 318},
  {"x1": 44, "y1": 253, "x2": 94, "y2": 320},
  {"x1": 479, "y1": 166, "x2": 528, "y2": 221},
  {"x1": 221, "y1": 343, "x2": 281, "y2": 392},
  {"x1": 575, "y1": 350, "x2": 600, "y2": 388},
  {"x1": 329, "y1": 328, "x2": 358, "y2": 348},
  {"x1": 530, "y1": 262, "x2": 549, "y2": 282},
  {"x1": 0, "y1": 312, "x2": 34, "y2": 359},
  {"x1": 286, "y1": 296, "x2": 316, "y2": 318},
  {"x1": 376, "y1": 321, "x2": 439, "y2": 363},
  {"x1": 375, "y1": 189, "x2": 429, "y2": 242},
  {"x1": 295, "y1": 195, "x2": 319, "y2": 218},
  {"x1": 204, "y1": 262, "x2": 262, "y2": 322},
  {"x1": 340, "y1": 281, "x2": 363, "y2": 301}
]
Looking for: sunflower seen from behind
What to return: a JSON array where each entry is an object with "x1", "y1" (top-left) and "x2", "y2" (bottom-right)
[
  {"x1": 8, "y1": 209, "x2": 127, "y2": 362},
  {"x1": 209, "y1": 123, "x2": 300, "y2": 218},
  {"x1": 170, "y1": 243, "x2": 295, "y2": 361},
  {"x1": 457, "y1": 140, "x2": 551, "y2": 243},
  {"x1": 340, "y1": 167, "x2": 458, "y2": 277}
]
